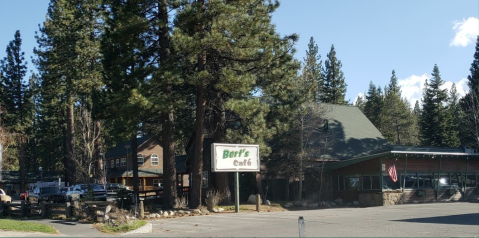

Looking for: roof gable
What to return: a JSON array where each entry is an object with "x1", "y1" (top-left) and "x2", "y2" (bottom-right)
[
  {"x1": 105, "y1": 135, "x2": 158, "y2": 159},
  {"x1": 319, "y1": 104, "x2": 390, "y2": 160}
]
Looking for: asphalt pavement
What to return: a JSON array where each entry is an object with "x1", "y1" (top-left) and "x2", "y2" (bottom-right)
[
  {"x1": 1, "y1": 201, "x2": 478, "y2": 237},
  {"x1": 146, "y1": 202, "x2": 479, "y2": 237}
]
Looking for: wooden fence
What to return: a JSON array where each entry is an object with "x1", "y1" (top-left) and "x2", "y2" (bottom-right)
[{"x1": 0, "y1": 201, "x2": 73, "y2": 218}]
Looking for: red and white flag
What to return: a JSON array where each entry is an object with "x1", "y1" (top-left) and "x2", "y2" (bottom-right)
[{"x1": 388, "y1": 163, "x2": 398, "y2": 182}]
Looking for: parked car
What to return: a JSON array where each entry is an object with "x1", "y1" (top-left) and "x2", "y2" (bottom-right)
[
  {"x1": 72, "y1": 184, "x2": 107, "y2": 201},
  {"x1": 105, "y1": 183, "x2": 130, "y2": 193},
  {"x1": 38, "y1": 187, "x2": 67, "y2": 203},
  {"x1": 0, "y1": 188, "x2": 12, "y2": 203},
  {"x1": 60, "y1": 187, "x2": 82, "y2": 201}
]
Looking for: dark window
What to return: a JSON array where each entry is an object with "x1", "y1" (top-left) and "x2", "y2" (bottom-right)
[
  {"x1": 338, "y1": 176, "x2": 345, "y2": 190},
  {"x1": 348, "y1": 177, "x2": 359, "y2": 188},
  {"x1": 362, "y1": 176, "x2": 371, "y2": 190},
  {"x1": 383, "y1": 175, "x2": 400, "y2": 190},
  {"x1": 401, "y1": 173, "x2": 418, "y2": 189},
  {"x1": 466, "y1": 173, "x2": 476, "y2": 187},
  {"x1": 372, "y1": 176, "x2": 380, "y2": 190}
]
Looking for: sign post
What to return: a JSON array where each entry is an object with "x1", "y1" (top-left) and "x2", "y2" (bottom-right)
[{"x1": 211, "y1": 143, "x2": 260, "y2": 213}]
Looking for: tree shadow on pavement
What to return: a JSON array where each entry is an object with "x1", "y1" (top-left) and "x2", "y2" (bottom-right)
[{"x1": 392, "y1": 213, "x2": 479, "y2": 226}]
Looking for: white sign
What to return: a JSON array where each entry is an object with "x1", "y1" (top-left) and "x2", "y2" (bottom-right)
[{"x1": 211, "y1": 143, "x2": 260, "y2": 172}]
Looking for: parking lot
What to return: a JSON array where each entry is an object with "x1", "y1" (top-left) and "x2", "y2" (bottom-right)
[{"x1": 146, "y1": 202, "x2": 479, "y2": 237}]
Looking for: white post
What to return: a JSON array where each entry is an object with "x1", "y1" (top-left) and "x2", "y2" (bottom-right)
[
  {"x1": 298, "y1": 216, "x2": 305, "y2": 237},
  {"x1": 235, "y1": 172, "x2": 240, "y2": 213}
]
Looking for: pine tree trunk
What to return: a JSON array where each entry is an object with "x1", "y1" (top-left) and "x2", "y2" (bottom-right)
[
  {"x1": 189, "y1": 0, "x2": 206, "y2": 209},
  {"x1": 94, "y1": 119, "x2": 104, "y2": 183},
  {"x1": 213, "y1": 97, "x2": 231, "y2": 205},
  {"x1": 159, "y1": 0, "x2": 177, "y2": 210},
  {"x1": 19, "y1": 137, "x2": 25, "y2": 193},
  {"x1": 66, "y1": 94, "x2": 75, "y2": 183},
  {"x1": 131, "y1": 134, "x2": 140, "y2": 204}
]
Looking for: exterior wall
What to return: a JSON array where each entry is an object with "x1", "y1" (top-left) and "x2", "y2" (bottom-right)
[
  {"x1": 106, "y1": 137, "x2": 164, "y2": 171},
  {"x1": 334, "y1": 158, "x2": 380, "y2": 175},
  {"x1": 332, "y1": 155, "x2": 479, "y2": 206}
]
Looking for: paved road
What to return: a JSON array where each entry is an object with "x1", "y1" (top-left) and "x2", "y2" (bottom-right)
[
  {"x1": 146, "y1": 202, "x2": 479, "y2": 237},
  {"x1": 1, "y1": 202, "x2": 478, "y2": 237}
]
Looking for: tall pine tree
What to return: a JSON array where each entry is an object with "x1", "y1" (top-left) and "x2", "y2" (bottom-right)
[
  {"x1": 322, "y1": 44, "x2": 347, "y2": 104},
  {"x1": 420, "y1": 65, "x2": 459, "y2": 147},
  {"x1": 0, "y1": 30, "x2": 32, "y2": 191}
]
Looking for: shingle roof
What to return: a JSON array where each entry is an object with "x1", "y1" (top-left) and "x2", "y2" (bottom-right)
[
  {"x1": 105, "y1": 136, "x2": 154, "y2": 159},
  {"x1": 318, "y1": 104, "x2": 391, "y2": 161}
]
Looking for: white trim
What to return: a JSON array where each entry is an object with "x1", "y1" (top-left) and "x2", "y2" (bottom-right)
[{"x1": 151, "y1": 154, "x2": 159, "y2": 166}]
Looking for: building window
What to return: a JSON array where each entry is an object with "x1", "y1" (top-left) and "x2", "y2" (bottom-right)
[
  {"x1": 362, "y1": 175, "x2": 380, "y2": 190},
  {"x1": 338, "y1": 176, "x2": 345, "y2": 190},
  {"x1": 348, "y1": 177, "x2": 359, "y2": 188},
  {"x1": 202, "y1": 171, "x2": 208, "y2": 188},
  {"x1": 111, "y1": 160, "x2": 114, "y2": 168},
  {"x1": 466, "y1": 173, "x2": 477, "y2": 188},
  {"x1": 121, "y1": 158, "x2": 126, "y2": 167},
  {"x1": 383, "y1": 175, "x2": 400, "y2": 190},
  {"x1": 153, "y1": 179, "x2": 160, "y2": 187},
  {"x1": 151, "y1": 154, "x2": 159, "y2": 166},
  {"x1": 116, "y1": 159, "x2": 119, "y2": 167},
  {"x1": 137, "y1": 154, "x2": 144, "y2": 166}
]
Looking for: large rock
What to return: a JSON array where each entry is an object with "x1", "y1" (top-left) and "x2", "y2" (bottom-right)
[
  {"x1": 285, "y1": 202, "x2": 293, "y2": 207},
  {"x1": 293, "y1": 201, "x2": 302, "y2": 207},
  {"x1": 353, "y1": 201, "x2": 360, "y2": 205},
  {"x1": 218, "y1": 208, "x2": 224, "y2": 212},
  {"x1": 301, "y1": 202, "x2": 307, "y2": 207},
  {"x1": 307, "y1": 203, "x2": 318, "y2": 208},
  {"x1": 334, "y1": 198, "x2": 343, "y2": 205},
  {"x1": 247, "y1": 195, "x2": 257, "y2": 204},
  {"x1": 330, "y1": 202, "x2": 336, "y2": 206},
  {"x1": 262, "y1": 200, "x2": 271, "y2": 205}
]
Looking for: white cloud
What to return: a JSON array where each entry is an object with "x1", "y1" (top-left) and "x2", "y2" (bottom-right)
[
  {"x1": 353, "y1": 92, "x2": 364, "y2": 105},
  {"x1": 398, "y1": 74, "x2": 429, "y2": 106},
  {"x1": 398, "y1": 75, "x2": 469, "y2": 108},
  {"x1": 450, "y1": 17, "x2": 479, "y2": 47}
]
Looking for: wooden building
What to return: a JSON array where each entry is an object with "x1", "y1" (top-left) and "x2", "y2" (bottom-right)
[
  {"x1": 303, "y1": 104, "x2": 479, "y2": 206},
  {"x1": 105, "y1": 135, "x2": 189, "y2": 191}
]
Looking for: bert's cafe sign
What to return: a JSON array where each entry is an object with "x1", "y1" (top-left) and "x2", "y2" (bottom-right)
[
  {"x1": 211, "y1": 143, "x2": 260, "y2": 172},
  {"x1": 211, "y1": 143, "x2": 259, "y2": 213}
]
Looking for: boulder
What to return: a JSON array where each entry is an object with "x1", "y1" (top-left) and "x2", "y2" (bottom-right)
[
  {"x1": 162, "y1": 212, "x2": 168, "y2": 218},
  {"x1": 293, "y1": 201, "x2": 302, "y2": 207},
  {"x1": 264, "y1": 200, "x2": 271, "y2": 205},
  {"x1": 301, "y1": 202, "x2": 307, "y2": 207},
  {"x1": 334, "y1": 198, "x2": 343, "y2": 205},
  {"x1": 247, "y1": 194, "x2": 257, "y2": 204},
  {"x1": 284, "y1": 205, "x2": 291, "y2": 208},
  {"x1": 213, "y1": 208, "x2": 219, "y2": 213},
  {"x1": 218, "y1": 208, "x2": 224, "y2": 212},
  {"x1": 353, "y1": 201, "x2": 360, "y2": 205},
  {"x1": 307, "y1": 203, "x2": 318, "y2": 208},
  {"x1": 330, "y1": 202, "x2": 336, "y2": 206},
  {"x1": 285, "y1": 202, "x2": 293, "y2": 207}
]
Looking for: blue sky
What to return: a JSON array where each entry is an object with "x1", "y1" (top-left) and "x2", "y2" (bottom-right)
[{"x1": 1, "y1": 0, "x2": 478, "y2": 107}]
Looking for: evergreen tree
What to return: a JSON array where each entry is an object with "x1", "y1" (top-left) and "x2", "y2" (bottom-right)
[
  {"x1": 0, "y1": 30, "x2": 32, "y2": 191},
  {"x1": 174, "y1": 0, "x2": 299, "y2": 207},
  {"x1": 354, "y1": 94, "x2": 366, "y2": 112},
  {"x1": 322, "y1": 44, "x2": 347, "y2": 104},
  {"x1": 102, "y1": 0, "x2": 155, "y2": 204},
  {"x1": 300, "y1": 37, "x2": 323, "y2": 103},
  {"x1": 420, "y1": 65, "x2": 459, "y2": 147},
  {"x1": 460, "y1": 36, "x2": 479, "y2": 149},
  {"x1": 380, "y1": 70, "x2": 412, "y2": 145},
  {"x1": 467, "y1": 36, "x2": 479, "y2": 94},
  {"x1": 364, "y1": 82, "x2": 383, "y2": 128}
]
